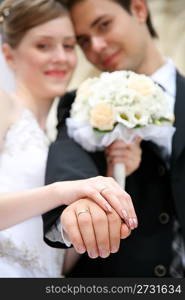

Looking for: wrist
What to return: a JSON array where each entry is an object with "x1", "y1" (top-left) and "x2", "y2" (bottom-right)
[
  {"x1": 51, "y1": 181, "x2": 80, "y2": 206},
  {"x1": 50, "y1": 182, "x2": 66, "y2": 206}
]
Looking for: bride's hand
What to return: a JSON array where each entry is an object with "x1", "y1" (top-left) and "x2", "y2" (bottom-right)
[
  {"x1": 60, "y1": 198, "x2": 131, "y2": 258},
  {"x1": 54, "y1": 175, "x2": 138, "y2": 230}
]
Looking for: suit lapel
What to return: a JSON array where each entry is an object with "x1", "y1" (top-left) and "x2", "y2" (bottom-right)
[{"x1": 171, "y1": 72, "x2": 185, "y2": 162}]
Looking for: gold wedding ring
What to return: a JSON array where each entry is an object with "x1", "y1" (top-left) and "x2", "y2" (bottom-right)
[{"x1": 77, "y1": 209, "x2": 89, "y2": 217}]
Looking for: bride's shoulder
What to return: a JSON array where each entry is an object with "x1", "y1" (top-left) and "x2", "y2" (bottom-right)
[
  {"x1": 0, "y1": 89, "x2": 17, "y2": 145},
  {"x1": 0, "y1": 88, "x2": 16, "y2": 109}
]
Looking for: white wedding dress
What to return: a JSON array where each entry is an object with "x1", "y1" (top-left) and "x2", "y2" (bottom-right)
[{"x1": 0, "y1": 109, "x2": 64, "y2": 277}]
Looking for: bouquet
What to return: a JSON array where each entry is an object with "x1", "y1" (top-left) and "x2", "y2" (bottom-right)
[{"x1": 67, "y1": 71, "x2": 175, "y2": 187}]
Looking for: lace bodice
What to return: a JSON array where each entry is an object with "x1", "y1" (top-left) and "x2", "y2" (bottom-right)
[
  {"x1": 0, "y1": 109, "x2": 64, "y2": 277},
  {"x1": 0, "y1": 109, "x2": 49, "y2": 191}
]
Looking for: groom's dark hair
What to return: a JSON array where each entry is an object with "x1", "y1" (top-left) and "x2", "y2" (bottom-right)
[{"x1": 64, "y1": 0, "x2": 158, "y2": 38}]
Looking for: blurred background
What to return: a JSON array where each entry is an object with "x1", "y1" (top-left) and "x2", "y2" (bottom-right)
[{"x1": 0, "y1": 0, "x2": 185, "y2": 138}]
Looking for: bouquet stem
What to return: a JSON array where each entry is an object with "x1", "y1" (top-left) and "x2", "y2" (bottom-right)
[{"x1": 113, "y1": 163, "x2": 126, "y2": 189}]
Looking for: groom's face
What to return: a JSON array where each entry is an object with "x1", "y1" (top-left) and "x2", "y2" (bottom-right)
[{"x1": 70, "y1": 0, "x2": 149, "y2": 72}]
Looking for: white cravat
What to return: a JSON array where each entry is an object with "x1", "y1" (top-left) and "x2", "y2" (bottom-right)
[
  {"x1": 151, "y1": 57, "x2": 176, "y2": 103},
  {"x1": 149, "y1": 58, "x2": 176, "y2": 165}
]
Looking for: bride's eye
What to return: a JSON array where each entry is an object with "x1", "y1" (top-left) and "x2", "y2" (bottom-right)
[{"x1": 63, "y1": 44, "x2": 76, "y2": 51}]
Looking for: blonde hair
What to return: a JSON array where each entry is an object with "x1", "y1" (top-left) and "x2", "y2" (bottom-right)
[{"x1": 0, "y1": 0, "x2": 68, "y2": 48}]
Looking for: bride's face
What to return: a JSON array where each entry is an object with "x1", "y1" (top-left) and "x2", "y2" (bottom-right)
[{"x1": 3, "y1": 15, "x2": 77, "y2": 99}]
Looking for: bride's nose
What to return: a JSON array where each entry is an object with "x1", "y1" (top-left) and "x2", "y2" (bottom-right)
[{"x1": 52, "y1": 45, "x2": 68, "y2": 63}]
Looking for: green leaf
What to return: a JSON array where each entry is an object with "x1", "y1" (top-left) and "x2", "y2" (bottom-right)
[{"x1": 93, "y1": 128, "x2": 113, "y2": 134}]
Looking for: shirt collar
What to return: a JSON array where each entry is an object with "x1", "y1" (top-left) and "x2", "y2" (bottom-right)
[{"x1": 150, "y1": 58, "x2": 176, "y2": 98}]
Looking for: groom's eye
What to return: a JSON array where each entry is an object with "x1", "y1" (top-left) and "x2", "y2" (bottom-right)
[
  {"x1": 36, "y1": 43, "x2": 49, "y2": 50},
  {"x1": 99, "y1": 20, "x2": 112, "y2": 32}
]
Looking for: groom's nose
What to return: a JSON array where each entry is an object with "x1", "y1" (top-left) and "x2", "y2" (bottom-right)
[{"x1": 91, "y1": 36, "x2": 107, "y2": 54}]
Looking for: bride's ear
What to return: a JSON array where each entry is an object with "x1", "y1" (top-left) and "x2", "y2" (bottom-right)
[{"x1": 2, "y1": 43, "x2": 16, "y2": 70}]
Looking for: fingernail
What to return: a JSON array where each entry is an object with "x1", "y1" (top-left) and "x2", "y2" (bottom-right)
[
  {"x1": 133, "y1": 218, "x2": 138, "y2": 228},
  {"x1": 105, "y1": 203, "x2": 112, "y2": 213},
  {"x1": 76, "y1": 246, "x2": 86, "y2": 254},
  {"x1": 129, "y1": 218, "x2": 135, "y2": 230},
  {"x1": 99, "y1": 249, "x2": 110, "y2": 258},
  {"x1": 122, "y1": 209, "x2": 128, "y2": 219},
  {"x1": 111, "y1": 246, "x2": 119, "y2": 253},
  {"x1": 88, "y1": 251, "x2": 98, "y2": 259}
]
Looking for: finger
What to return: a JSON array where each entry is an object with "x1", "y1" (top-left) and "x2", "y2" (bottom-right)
[
  {"x1": 120, "y1": 222, "x2": 131, "y2": 239},
  {"x1": 100, "y1": 187, "x2": 131, "y2": 229},
  {"x1": 101, "y1": 182, "x2": 138, "y2": 230},
  {"x1": 83, "y1": 186, "x2": 113, "y2": 213},
  {"x1": 134, "y1": 136, "x2": 142, "y2": 144},
  {"x1": 118, "y1": 190, "x2": 138, "y2": 229},
  {"x1": 61, "y1": 209, "x2": 86, "y2": 254},
  {"x1": 106, "y1": 140, "x2": 127, "y2": 151},
  {"x1": 113, "y1": 139, "x2": 127, "y2": 147},
  {"x1": 108, "y1": 156, "x2": 128, "y2": 164},
  {"x1": 85, "y1": 177, "x2": 138, "y2": 229},
  {"x1": 110, "y1": 156, "x2": 137, "y2": 168},
  {"x1": 107, "y1": 149, "x2": 127, "y2": 157},
  {"x1": 89, "y1": 203, "x2": 111, "y2": 258},
  {"x1": 107, "y1": 210, "x2": 122, "y2": 254},
  {"x1": 107, "y1": 148, "x2": 140, "y2": 161},
  {"x1": 75, "y1": 205, "x2": 99, "y2": 259},
  {"x1": 110, "y1": 152, "x2": 141, "y2": 165},
  {"x1": 120, "y1": 192, "x2": 138, "y2": 230}
]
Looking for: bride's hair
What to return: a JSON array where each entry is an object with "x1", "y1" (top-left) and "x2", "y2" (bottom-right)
[{"x1": 0, "y1": 0, "x2": 68, "y2": 48}]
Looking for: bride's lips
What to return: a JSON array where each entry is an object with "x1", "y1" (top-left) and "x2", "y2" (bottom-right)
[
  {"x1": 102, "y1": 50, "x2": 121, "y2": 67},
  {"x1": 45, "y1": 70, "x2": 68, "y2": 78}
]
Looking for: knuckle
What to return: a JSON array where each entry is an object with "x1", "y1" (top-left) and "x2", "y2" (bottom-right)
[
  {"x1": 123, "y1": 192, "x2": 132, "y2": 201},
  {"x1": 70, "y1": 237, "x2": 81, "y2": 247},
  {"x1": 65, "y1": 221, "x2": 76, "y2": 231},
  {"x1": 85, "y1": 239, "x2": 96, "y2": 249},
  {"x1": 86, "y1": 244, "x2": 96, "y2": 251},
  {"x1": 97, "y1": 175, "x2": 104, "y2": 180},
  {"x1": 98, "y1": 243, "x2": 109, "y2": 250},
  {"x1": 110, "y1": 237, "x2": 120, "y2": 247},
  {"x1": 107, "y1": 177, "x2": 115, "y2": 184},
  {"x1": 108, "y1": 212, "x2": 120, "y2": 224},
  {"x1": 93, "y1": 214, "x2": 106, "y2": 226},
  {"x1": 88, "y1": 189, "x2": 97, "y2": 197},
  {"x1": 78, "y1": 214, "x2": 91, "y2": 226}
]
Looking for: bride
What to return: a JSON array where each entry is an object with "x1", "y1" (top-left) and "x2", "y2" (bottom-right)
[{"x1": 0, "y1": 0, "x2": 136, "y2": 277}]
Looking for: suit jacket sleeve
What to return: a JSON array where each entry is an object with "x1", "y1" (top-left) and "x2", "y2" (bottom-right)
[{"x1": 43, "y1": 91, "x2": 106, "y2": 248}]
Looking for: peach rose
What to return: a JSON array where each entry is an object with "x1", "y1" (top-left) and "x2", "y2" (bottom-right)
[
  {"x1": 128, "y1": 75, "x2": 155, "y2": 97},
  {"x1": 90, "y1": 103, "x2": 115, "y2": 131}
]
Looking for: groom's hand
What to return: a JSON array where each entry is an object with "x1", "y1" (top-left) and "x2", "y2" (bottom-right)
[
  {"x1": 60, "y1": 198, "x2": 131, "y2": 259},
  {"x1": 106, "y1": 138, "x2": 142, "y2": 177}
]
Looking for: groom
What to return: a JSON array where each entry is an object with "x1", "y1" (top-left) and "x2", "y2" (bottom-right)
[{"x1": 43, "y1": 0, "x2": 185, "y2": 277}]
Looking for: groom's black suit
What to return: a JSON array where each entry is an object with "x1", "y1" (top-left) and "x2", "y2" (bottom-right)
[{"x1": 43, "y1": 72, "x2": 185, "y2": 277}]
